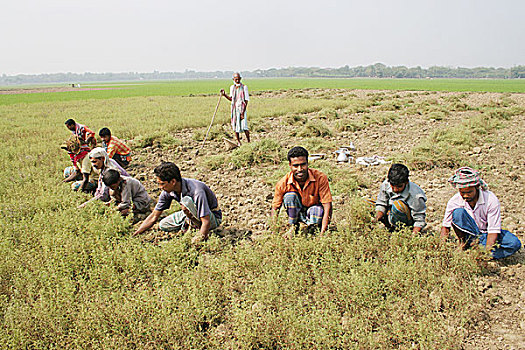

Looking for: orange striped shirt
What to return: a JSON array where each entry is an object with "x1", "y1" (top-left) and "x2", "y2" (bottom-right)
[{"x1": 105, "y1": 136, "x2": 131, "y2": 158}]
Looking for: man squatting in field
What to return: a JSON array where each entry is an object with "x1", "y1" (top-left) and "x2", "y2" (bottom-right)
[
  {"x1": 133, "y1": 162, "x2": 222, "y2": 244},
  {"x1": 374, "y1": 164, "x2": 427, "y2": 234},
  {"x1": 62, "y1": 118, "x2": 96, "y2": 187},
  {"x1": 271, "y1": 146, "x2": 333, "y2": 235},
  {"x1": 102, "y1": 169, "x2": 153, "y2": 223},
  {"x1": 78, "y1": 148, "x2": 129, "y2": 208},
  {"x1": 62, "y1": 136, "x2": 97, "y2": 193},
  {"x1": 440, "y1": 167, "x2": 521, "y2": 259},
  {"x1": 221, "y1": 72, "x2": 250, "y2": 147},
  {"x1": 98, "y1": 127, "x2": 132, "y2": 169}
]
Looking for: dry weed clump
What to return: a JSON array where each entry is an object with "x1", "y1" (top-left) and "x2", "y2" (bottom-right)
[
  {"x1": 311, "y1": 160, "x2": 369, "y2": 195},
  {"x1": 282, "y1": 113, "x2": 307, "y2": 126},
  {"x1": 300, "y1": 137, "x2": 337, "y2": 153},
  {"x1": 377, "y1": 100, "x2": 403, "y2": 111},
  {"x1": 482, "y1": 105, "x2": 525, "y2": 120},
  {"x1": 230, "y1": 139, "x2": 286, "y2": 169},
  {"x1": 317, "y1": 108, "x2": 339, "y2": 120},
  {"x1": 295, "y1": 120, "x2": 333, "y2": 137},
  {"x1": 398, "y1": 100, "x2": 521, "y2": 170},
  {"x1": 133, "y1": 132, "x2": 182, "y2": 148},
  {"x1": 335, "y1": 119, "x2": 366, "y2": 132},
  {"x1": 201, "y1": 139, "x2": 286, "y2": 171}
]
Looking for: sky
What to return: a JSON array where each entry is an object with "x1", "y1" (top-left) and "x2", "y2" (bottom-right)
[{"x1": 1, "y1": 0, "x2": 523, "y2": 75}]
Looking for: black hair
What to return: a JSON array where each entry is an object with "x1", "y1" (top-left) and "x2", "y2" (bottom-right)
[
  {"x1": 287, "y1": 146, "x2": 309, "y2": 162},
  {"x1": 387, "y1": 163, "x2": 410, "y2": 186},
  {"x1": 65, "y1": 119, "x2": 76, "y2": 126},
  {"x1": 154, "y1": 162, "x2": 182, "y2": 183},
  {"x1": 102, "y1": 169, "x2": 121, "y2": 186},
  {"x1": 99, "y1": 127, "x2": 111, "y2": 137}
]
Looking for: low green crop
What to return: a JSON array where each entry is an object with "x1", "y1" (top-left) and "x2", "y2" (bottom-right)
[{"x1": 0, "y1": 83, "x2": 521, "y2": 349}]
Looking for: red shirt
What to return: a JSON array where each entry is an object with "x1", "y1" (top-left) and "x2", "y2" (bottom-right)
[{"x1": 272, "y1": 168, "x2": 332, "y2": 209}]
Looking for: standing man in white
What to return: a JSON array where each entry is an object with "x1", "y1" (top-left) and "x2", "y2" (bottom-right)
[{"x1": 221, "y1": 72, "x2": 250, "y2": 146}]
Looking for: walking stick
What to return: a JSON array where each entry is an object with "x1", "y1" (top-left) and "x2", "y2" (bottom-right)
[{"x1": 195, "y1": 93, "x2": 222, "y2": 156}]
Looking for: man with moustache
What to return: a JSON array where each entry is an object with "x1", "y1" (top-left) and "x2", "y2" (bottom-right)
[
  {"x1": 220, "y1": 72, "x2": 250, "y2": 146},
  {"x1": 440, "y1": 167, "x2": 521, "y2": 259},
  {"x1": 77, "y1": 148, "x2": 129, "y2": 208},
  {"x1": 271, "y1": 146, "x2": 332, "y2": 235}
]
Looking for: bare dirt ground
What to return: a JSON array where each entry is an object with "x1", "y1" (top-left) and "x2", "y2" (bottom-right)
[
  {"x1": 128, "y1": 89, "x2": 524, "y2": 349},
  {"x1": 0, "y1": 87, "x2": 118, "y2": 94}
]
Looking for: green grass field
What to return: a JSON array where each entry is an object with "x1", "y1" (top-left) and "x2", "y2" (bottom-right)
[
  {"x1": 1, "y1": 78, "x2": 524, "y2": 106},
  {"x1": 1, "y1": 80, "x2": 522, "y2": 348}
]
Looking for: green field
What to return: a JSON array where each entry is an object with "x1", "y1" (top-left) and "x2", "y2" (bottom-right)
[
  {"x1": 0, "y1": 80, "x2": 522, "y2": 348},
  {"x1": 1, "y1": 78, "x2": 525, "y2": 106}
]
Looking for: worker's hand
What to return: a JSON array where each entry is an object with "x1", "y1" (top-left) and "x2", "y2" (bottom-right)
[
  {"x1": 220, "y1": 89, "x2": 225, "y2": 96},
  {"x1": 181, "y1": 204, "x2": 191, "y2": 217},
  {"x1": 240, "y1": 112, "x2": 245, "y2": 120},
  {"x1": 87, "y1": 137, "x2": 96, "y2": 147}
]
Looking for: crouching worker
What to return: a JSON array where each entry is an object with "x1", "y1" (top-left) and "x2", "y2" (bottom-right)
[
  {"x1": 271, "y1": 146, "x2": 332, "y2": 235},
  {"x1": 78, "y1": 148, "x2": 129, "y2": 208},
  {"x1": 133, "y1": 162, "x2": 222, "y2": 244},
  {"x1": 61, "y1": 135, "x2": 97, "y2": 193},
  {"x1": 102, "y1": 169, "x2": 152, "y2": 223},
  {"x1": 440, "y1": 167, "x2": 521, "y2": 259},
  {"x1": 98, "y1": 127, "x2": 132, "y2": 169},
  {"x1": 375, "y1": 163, "x2": 427, "y2": 233}
]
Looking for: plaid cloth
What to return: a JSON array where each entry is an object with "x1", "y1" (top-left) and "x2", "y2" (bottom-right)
[
  {"x1": 448, "y1": 167, "x2": 488, "y2": 190},
  {"x1": 72, "y1": 123, "x2": 95, "y2": 151},
  {"x1": 104, "y1": 136, "x2": 131, "y2": 158},
  {"x1": 283, "y1": 192, "x2": 324, "y2": 225}
]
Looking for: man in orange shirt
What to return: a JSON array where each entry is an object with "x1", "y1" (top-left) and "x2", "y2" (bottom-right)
[
  {"x1": 98, "y1": 127, "x2": 132, "y2": 168},
  {"x1": 271, "y1": 146, "x2": 333, "y2": 234}
]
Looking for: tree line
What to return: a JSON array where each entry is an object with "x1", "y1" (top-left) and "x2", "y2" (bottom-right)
[{"x1": 1, "y1": 64, "x2": 524, "y2": 85}]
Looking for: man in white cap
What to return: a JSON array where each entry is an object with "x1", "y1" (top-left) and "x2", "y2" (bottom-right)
[
  {"x1": 78, "y1": 148, "x2": 129, "y2": 207},
  {"x1": 440, "y1": 167, "x2": 521, "y2": 259}
]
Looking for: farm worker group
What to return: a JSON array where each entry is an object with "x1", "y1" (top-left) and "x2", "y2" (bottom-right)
[{"x1": 60, "y1": 73, "x2": 522, "y2": 259}]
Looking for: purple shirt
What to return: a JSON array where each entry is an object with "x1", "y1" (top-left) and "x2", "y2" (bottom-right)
[
  {"x1": 155, "y1": 178, "x2": 220, "y2": 220},
  {"x1": 442, "y1": 189, "x2": 501, "y2": 234}
]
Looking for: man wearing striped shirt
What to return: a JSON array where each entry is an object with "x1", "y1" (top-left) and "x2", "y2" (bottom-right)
[
  {"x1": 375, "y1": 164, "x2": 427, "y2": 233},
  {"x1": 99, "y1": 127, "x2": 132, "y2": 168}
]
